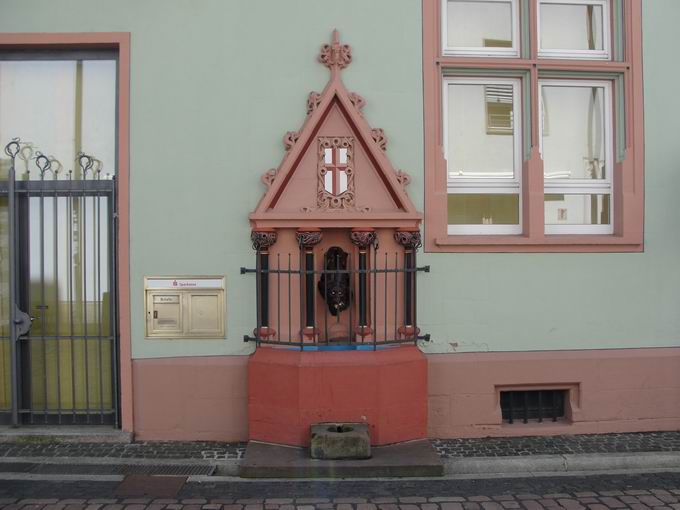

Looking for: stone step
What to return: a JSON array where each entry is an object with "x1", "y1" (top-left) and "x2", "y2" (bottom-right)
[{"x1": 240, "y1": 439, "x2": 444, "y2": 478}]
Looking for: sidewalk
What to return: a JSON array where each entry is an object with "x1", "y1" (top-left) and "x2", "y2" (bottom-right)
[{"x1": 0, "y1": 431, "x2": 679, "y2": 477}]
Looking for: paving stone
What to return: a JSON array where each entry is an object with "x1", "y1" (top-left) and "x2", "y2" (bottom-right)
[
  {"x1": 557, "y1": 499, "x2": 584, "y2": 510},
  {"x1": 597, "y1": 497, "x2": 626, "y2": 509},
  {"x1": 377, "y1": 505, "x2": 400, "y2": 510},
  {"x1": 420, "y1": 504, "x2": 439, "y2": 510},
  {"x1": 266, "y1": 501, "x2": 293, "y2": 505},
  {"x1": 440, "y1": 504, "x2": 464, "y2": 510},
  {"x1": 400, "y1": 499, "x2": 428, "y2": 504},
  {"x1": 358, "y1": 505, "x2": 378, "y2": 510},
  {"x1": 166, "y1": 506, "x2": 185, "y2": 510},
  {"x1": 640, "y1": 497, "x2": 666, "y2": 507},
  {"x1": 276, "y1": 506, "x2": 293, "y2": 510},
  {"x1": 469, "y1": 498, "x2": 492, "y2": 503},
  {"x1": 237, "y1": 501, "x2": 263, "y2": 506},
  {"x1": 183, "y1": 502, "x2": 209, "y2": 506},
  {"x1": 432, "y1": 499, "x2": 465, "y2": 503},
  {"x1": 315, "y1": 505, "x2": 334, "y2": 510},
  {"x1": 102, "y1": 506, "x2": 124, "y2": 510},
  {"x1": 537, "y1": 499, "x2": 559, "y2": 507},
  {"x1": 492, "y1": 497, "x2": 516, "y2": 502},
  {"x1": 481, "y1": 503, "x2": 504, "y2": 510},
  {"x1": 336, "y1": 504, "x2": 353, "y2": 510},
  {"x1": 373, "y1": 499, "x2": 397, "y2": 505},
  {"x1": 44, "y1": 505, "x2": 66, "y2": 510},
  {"x1": 0, "y1": 500, "x2": 18, "y2": 505},
  {"x1": 202, "y1": 505, "x2": 222, "y2": 510},
  {"x1": 575, "y1": 494, "x2": 599, "y2": 499},
  {"x1": 586, "y1": 505, "x2": 609, "y2": 510},
  {"x1": 599, "y1": 493, "x2": 624, "y2": 498},
  {"x1": 296, "y1": 500, "x2": 329, "y2": 505},
  {"x1": 501, "y1": 503, "x2": 520, "y2": 509},
  {"x1": 627, "y1": 492, "x2": 652, "y2": 497},
  {"x1": 294, "y1": 506, "x2": 315, "y2": 510},
  {"x1": 578, "y1": 498, "x2": 599, "y2": 505},
  {"x1": 398, "y1": 505, "x2": 420, "y2": 510},
  {"x1": 154, "y1": 501, "x2": 179, "y2": 505},
  {"x1": 521, "y1": 502, "x2": 543, "y2": 510},
  {"x1": 432, "y1": 432, "x2": 680, "y2": 458},
  {"x1": 463, "y1": 503, "x2": 481, "y2": 510},
  {"x1": 20, "y1": 501, "x2": 60, "y2": 505},
  {"x1": 64, "y1": 505, "x2": 86, "y2": 510},
  {"x1": 335, "y1": 499, "x2": 368, "y2": 504}
]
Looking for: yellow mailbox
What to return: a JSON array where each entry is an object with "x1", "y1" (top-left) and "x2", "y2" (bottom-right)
[{"x1": 144, "y1": 276, "x2": 225, "y2": 338}]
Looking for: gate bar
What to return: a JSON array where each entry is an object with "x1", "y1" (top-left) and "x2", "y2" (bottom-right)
[{"x1": 6, "y1": 140, "x2": 19, "y2": 427}]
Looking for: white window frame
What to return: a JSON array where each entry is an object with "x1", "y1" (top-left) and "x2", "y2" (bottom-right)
[
  {"x1": 539, "y1": 79, "x2": 613, "y2": 234},
  {"x1": 442, "y1": 0, "x2": 520, "y2": 58},
  {"x1": 537, "y1": 0, "x2": 611, "y2": 60},
  {"x1": 443, "y1": 77, "x2": 523, "y2": 235}
]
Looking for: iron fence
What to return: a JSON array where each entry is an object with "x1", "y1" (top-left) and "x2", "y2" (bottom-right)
[{"x1": 241, "y1": 247, "x2": 430, "y2": 349}]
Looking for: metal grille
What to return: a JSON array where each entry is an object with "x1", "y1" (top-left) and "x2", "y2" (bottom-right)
[
  {"x1": 500, "y1": 390, "x2": 566, "y2": 424},
  {"x1": 241, "y1": 246, "x2": 430, "y2": 348},
  {"x1": 0, "y1": 139, "x2": 119, "y2": 426}
]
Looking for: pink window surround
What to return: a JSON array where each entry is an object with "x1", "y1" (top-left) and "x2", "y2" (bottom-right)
[
  {"x1": 423, "y1": 0, "x2": 644, "y2": 253},
  {"x1": 0, "y1": 32, "x2": 133, "y2": 431}
]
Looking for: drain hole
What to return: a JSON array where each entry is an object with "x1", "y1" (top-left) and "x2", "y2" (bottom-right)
[{"x1": 328, "y1": 425, "x2": 354, "y2": 433}]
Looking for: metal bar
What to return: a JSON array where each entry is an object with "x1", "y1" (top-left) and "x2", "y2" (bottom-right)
[
  {"x1": 403, "y1": 252, "x2": 413, "y2": 326},
  {"x1": 287, "y1": 254, "x2": 291, "y2": 343},
  {"x1": 40, "y1": 169, "x2": 47, "y2": 423},
  {"x1": 109, "y1": 179, "x2": 121, "y2": 427},
  {"x1": 53, "y1": 180, "x2": 62, "y2": 424},
  {"x1": 276, "y1": 254, "x2": 281, "y2": 343},
  {"x1": 68, "y1": 173, "x2": 76, "y2": 423},
  {"x1": 552, "y1": 391, "x2": 558, "y2": 422},
  {"x1": 393, "y1": 252, "x2": 398, "y2": 342},
  {"x1": 254, "y1": 247, "x2": 261, "y2": 345},
  {"x1": 298, "y1": 247, "x2": 303, "y2": 349},
  {"x1": 507, "y1": 393, "x2": 514, "y2": 424},
  {"x1": 304, "y1": 250, "x2": 314, "y2": 329},
  {"x1": 82, "y1": 190, "x2": 90, "y2": 424},
  {"x1": 348, "y1": 252, "x2": 353, "y2": 343},
  {"x1": 523, "y1": 391, "x2": 529, "y2": 424},
  {"x1": 96, "y1": 174, "x2": 104, "y2": 424},
  {"x1": 241, "y1": 266, "x2": 431, "y2": 275},
  {"x1": 383, "y1": 252, "x2": 387, "y2": 343},
  {"x1": 372, "y1": 246, "x2": 377, "y2": 349},
  {"x1": 6, "y1": 142, "x2": 19, "y2": 427},
  {"x1": 0, "y1": 180, "x2": 113, "y2": 195},
  {"x1": 538, "y1": 391, "x2": 543, "y2": 423},
  {"x1": 323, "y1": 249, "x2": 328, "y2": 345},
  {"x1": 412, "y1": 247, "x2": 418, "y2": 345}
]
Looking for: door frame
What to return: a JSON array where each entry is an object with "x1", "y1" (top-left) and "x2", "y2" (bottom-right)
[{"x1": 0, "y1": 33, "x2": 132, "y2": 432}]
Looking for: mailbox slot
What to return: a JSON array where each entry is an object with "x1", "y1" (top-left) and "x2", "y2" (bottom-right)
[{"x1": 145, "y1": 277, "x2": 225, "y2": 338}]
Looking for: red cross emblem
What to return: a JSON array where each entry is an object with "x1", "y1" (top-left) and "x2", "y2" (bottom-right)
[{"x1": 323, "y1": 147, "x2": 349, "y2": 196}]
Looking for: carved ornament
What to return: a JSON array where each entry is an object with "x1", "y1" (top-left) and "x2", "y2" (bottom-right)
[
  {"x1": 394, "y1": 230, "x2": 422, "y2": 251},
  {"x1": 349, "y1": 92, "x2": 366, "y2": 113},
  {"x1": 371, "y1": 128, "x2": 387, "y2": 151},
  {"x1": 319, "y1": 29, "x2": 352, "y2": 71},
  {"x1": 350, "y1": 229, "x2": 378, "y2": 251},
  {"x1": 261, "y1": 168, "x2": 277, "y2": 188},
  {"x1": 296, "y1": 230, "x2": 323, "y2": 249},
  {"x1": 283, "y1": 131, "x2": 300, "y2": 151},
  {"x1": 307, "y1": 92, "x2": 322, "y2": 115},
  {"x1": 251, "y1": 229, "x2": 277, "y2": 252},
  {"x1": 395, "y1": 169, "x2": 412, "y2": 189}
]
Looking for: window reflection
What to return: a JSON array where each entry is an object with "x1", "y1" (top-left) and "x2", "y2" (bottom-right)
[
  {"x1": 0, "y1": 60, "x2": 116, "y2": 180},
  {"x1": 448, "y1": 83, "x2": 516, "y2": 179},
  {"x1": 540, "y1": 2, "x2": 604, "y2": 52},
  {"x1": 542, "y1": 85, "x2": 606, "y2": 181},
  {"x1": 447, "y1": 0, "x2": 514, "y2": 51}
]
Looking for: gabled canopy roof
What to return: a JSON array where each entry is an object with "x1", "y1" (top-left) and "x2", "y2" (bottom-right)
[{"x1": 250, "y1": 31, "x2": 422, "y2": 230}]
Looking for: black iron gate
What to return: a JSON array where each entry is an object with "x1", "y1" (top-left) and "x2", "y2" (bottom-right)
[{"x1": 0, "y1": 139, "x2": 119, "y2": 426}]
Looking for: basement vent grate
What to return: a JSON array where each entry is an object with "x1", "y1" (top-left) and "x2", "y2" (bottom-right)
[
  {"x1": 500, "y1": 389, "x2": 566, "y2": 424},
  {"x1": 31, "y1": 463, "x2": 216, "y2": 476}
]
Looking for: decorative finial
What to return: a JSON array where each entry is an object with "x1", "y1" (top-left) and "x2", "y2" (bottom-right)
[{"x1": 318, "y1": 29, "x2": 352, "y2": 75}]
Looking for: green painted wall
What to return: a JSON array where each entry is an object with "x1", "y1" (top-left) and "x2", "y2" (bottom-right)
[{"x1": 2, "y1": 0, "x2": 679, "y2": 358}]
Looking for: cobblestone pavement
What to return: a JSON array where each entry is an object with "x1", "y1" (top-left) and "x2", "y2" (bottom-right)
[
  {"x1": 2, "y1": 432, "x2": 680, "y2": 461},
  {"x1": 3, "y1": 472, "x2": 680, "y2": 507},
  {"x1": 0, "y1": 442, "x2": 247, "y2": 461},
  {"x1": 432, "y1": 432, "x2": 680, "y2": 458}
]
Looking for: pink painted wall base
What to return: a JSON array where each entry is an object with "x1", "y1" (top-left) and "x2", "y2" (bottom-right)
[
  {"x1": 428, "y1": 348, "x2": 680, "y2": 437},
  {"x1": 130, "y1": 347, "x2": 680, "y2": 442},
  {"x1": 247, "y1": 345, "x2": 428, "y2": 446},
  {"x1": 132, "y1": 356, "x2": 248, "y2": 441}
]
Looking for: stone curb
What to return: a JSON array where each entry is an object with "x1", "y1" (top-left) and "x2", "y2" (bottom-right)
[{"x1": 445, "y1": 451, "x2": 680, "y2": 475}]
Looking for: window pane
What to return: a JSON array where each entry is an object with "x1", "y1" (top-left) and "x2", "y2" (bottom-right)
[
  {"x1": 448, "y1": 194, "x2": 519, "y2": 225},
  {"x1": 542, "y1": 85, "x2": 606, "y2": 181},
  {"x1": 0, "y1": 60, "x2": 117, "y2": 179},
  {"x1": 540, "y1": 2, "x2": 604, "y2": 52},
  {"x1": 447, "y1": 0, "x2": 513, "y2": 49},
  {"x1": 448, "y1": 83, "x2": 516, "y2": 179},
  {"x1": 544, "y1": 194, "x2": 610, "y2": 225}
]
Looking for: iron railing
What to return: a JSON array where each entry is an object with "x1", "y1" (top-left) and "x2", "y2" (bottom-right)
[
  {"x1": 0, "y1": 139, "x2": 119, "y2": 426},
  {"x1": 241, "y1": 247, "x2": 430, "y2": 349}
]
